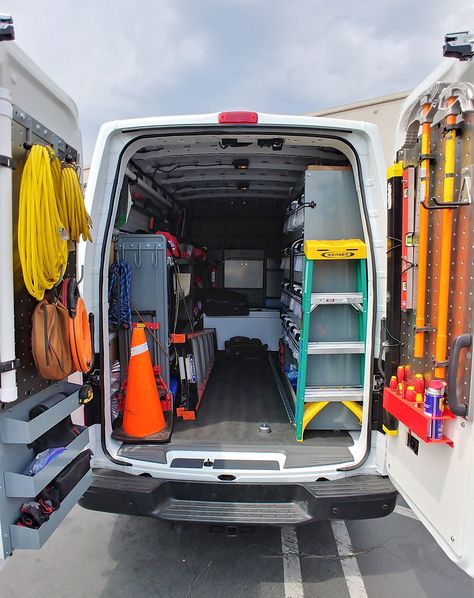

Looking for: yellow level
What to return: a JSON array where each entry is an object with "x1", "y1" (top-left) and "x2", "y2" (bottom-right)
[{"x1": 304, "y1": 239, "x2": 366, "y2": 260}]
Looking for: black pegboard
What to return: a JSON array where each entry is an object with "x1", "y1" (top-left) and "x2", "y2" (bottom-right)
[{"x1": 11, "y1": 109, "x2": 79, "y2": 401}]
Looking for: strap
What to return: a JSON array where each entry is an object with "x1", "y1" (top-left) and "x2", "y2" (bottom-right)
[
  {"x1": 61, "y1": 277, "x2": 80, "y2": 318},
  {"x1": 67, "y1": 278, "x2": 79, "y2": 318},
  {"x1": 60, "y1": 278, "x2": 70, "y2": 307},
  {"x1": 41, "y1": 303, "x2": 50, "y2": 367}
]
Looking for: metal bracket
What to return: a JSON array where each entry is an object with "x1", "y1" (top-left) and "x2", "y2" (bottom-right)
[
  {"x1": 421, "y1": 196, "x2": 471, "y2": 210},
  {"x1": 84, "y1": 368, "x2": 101, "y2": 387},
  {"x1": 419, "y1": 153, "x2": 437, "y2": 162},
  {"x1": 433, "y1": 358, "x2": 449, "y2": 368},
  {"x1": 414, "y1": 325, "x2": 435, "y2": 334},
  {"x1": 443, "y1": 31, "x2": 474, "y2": 62},
  {"x1": 445, "y1": 122, "x2": 465, "y2": 134},
  {"x1": 0, "y1": 358, "x2": 20, "y2": 373},
  {"x1": 285, "y1": 200, "x2": 316, "y2": 216},
  {"x1": 439, "y1": 82, "x2": 474, "y2": 114},
  {"x1": 0, "y1": 154, "x2": 13, "y2": 169},
  {"x1": 12, "y1": 106, "x2": 78, "y2": 160}
]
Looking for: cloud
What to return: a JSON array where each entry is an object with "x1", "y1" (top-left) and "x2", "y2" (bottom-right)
[
  {"x1": 3, "y1": 1, "x2": 209, "y2": 157},
  {"x1": 2, "y1": 0, "x2": 473, "y2": 161}
]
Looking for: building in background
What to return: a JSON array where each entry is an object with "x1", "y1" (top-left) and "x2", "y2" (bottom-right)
[{"x1": 308, "y1": 90, "x2": 410, "y2": 165}]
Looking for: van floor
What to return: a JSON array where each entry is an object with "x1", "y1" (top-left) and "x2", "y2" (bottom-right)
[
  {"x1": 118, "y1": 354, "x2": 355, "y2": 467},
  {"x1": 174, "y1": 353, "x2": 353, "y2": 444}
]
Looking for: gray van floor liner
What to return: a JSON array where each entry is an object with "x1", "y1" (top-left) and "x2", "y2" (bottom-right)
[
  {"x1": 171, "y1": 354, "x2": 353, "y2": 446},
  {"x1": 118, "y1": 354, "x2": 355, "y2": 468}
]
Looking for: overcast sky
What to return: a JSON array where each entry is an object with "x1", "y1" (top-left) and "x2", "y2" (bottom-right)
[{"x1": 3, "y1": 1, "x2": 473, "y2": 162}]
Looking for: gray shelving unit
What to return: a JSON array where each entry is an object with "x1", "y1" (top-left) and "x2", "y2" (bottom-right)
[
  {"x1": 280, "y1": 167, "x2": 365, "y2": 431},
  {"x1": 116, "y1": 234, "x2": 170, "y2": 385},
  {"x1": 0, "y1": 383, "x2": 92, "y2": 557}
]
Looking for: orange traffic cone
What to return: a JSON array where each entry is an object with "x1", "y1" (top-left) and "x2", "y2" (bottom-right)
[{"x1": 123, "y1": 325, "x2": 166, "y2": 437}]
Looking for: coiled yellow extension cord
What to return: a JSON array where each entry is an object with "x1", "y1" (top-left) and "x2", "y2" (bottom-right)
[
  {"x1": 18, "y1": 145, "x2": 69, "y2": 300},
  {"x1": 18, "y1": 145, "x2": 92, "y2": 300},
  {"x1": 61, "y1": 163, "x2": 92, "y2": 243}
]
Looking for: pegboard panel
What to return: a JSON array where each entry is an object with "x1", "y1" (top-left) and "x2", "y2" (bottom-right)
[
  {"x1": 399, "y1": 112, "x2": 473, "y2": 404},
  {"x1": 10, "y1": 109, "x2": 79, "y2": 401}
]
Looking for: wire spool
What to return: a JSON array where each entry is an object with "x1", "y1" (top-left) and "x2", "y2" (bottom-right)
[{"x1": 69, "y1": 296, "x2": 92, "y2": 372}]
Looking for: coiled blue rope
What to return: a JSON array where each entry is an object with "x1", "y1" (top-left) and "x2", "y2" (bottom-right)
[{"x1": 109, "y1": 260, "x2": 132, "y2": 327}]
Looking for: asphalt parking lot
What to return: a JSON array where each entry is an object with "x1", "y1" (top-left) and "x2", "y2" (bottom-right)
[{"x1": 1, "y1": 499, "x2": 473, "y2": 598}]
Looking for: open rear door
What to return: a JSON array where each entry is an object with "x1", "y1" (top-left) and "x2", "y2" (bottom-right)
[
  {"x1": 383, "y1": 32, "x2": 474, "y2": 576},
  {"x1": 0, "y1": 27, "x2": 95, "y2": 559}
]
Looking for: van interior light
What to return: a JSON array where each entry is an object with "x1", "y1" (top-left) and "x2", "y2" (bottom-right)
[{"x1": 233, "y1": 159, "x2": 249, "y2": 170}]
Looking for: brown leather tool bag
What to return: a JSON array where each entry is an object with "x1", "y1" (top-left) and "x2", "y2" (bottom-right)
[{"x1": 31, "y1": 298, "x2": 76, "y2": 380}]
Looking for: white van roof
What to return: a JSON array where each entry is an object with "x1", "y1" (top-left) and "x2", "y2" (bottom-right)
[
  {"x1": 96, "y1": 110, "x2": 381, "y2": 138},
  {"x1": 0, "y1": 42, "x2": 81, "y2": 151}
]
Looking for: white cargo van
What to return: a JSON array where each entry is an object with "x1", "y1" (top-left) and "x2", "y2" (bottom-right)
[{"x1": 0, "y1": 21, "x2": 474, "y2": 577}]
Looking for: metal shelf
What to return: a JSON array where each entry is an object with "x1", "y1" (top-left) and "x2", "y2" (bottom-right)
[
  {"x1": 10, "y1": 470, "x2": 92, "y2": 550},
  {"x1": 0, "y1": 382, "x2": 82, "y2": 444},
  {"x1": 4, "y1": 428, "x2": 89, "y2": 498}
]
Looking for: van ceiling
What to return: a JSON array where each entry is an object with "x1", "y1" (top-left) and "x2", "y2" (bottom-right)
[{"x1": 131, "y1": 133, "x2": 349, "y2": 205}]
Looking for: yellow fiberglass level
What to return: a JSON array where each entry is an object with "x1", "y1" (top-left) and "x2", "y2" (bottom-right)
[{"x1": 304, "y1": 239, "x2": 367, "y2": 260}]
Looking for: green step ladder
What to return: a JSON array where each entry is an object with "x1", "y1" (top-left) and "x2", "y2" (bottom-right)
[{"x1": 294, "y1": 239, "x2": 368, "y2": 442}]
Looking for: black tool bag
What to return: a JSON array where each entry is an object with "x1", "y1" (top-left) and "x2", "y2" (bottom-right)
[
  {"x1": 38, "y1": 449, "x2": 92, "y2": 510},
  {"x1": 16, "y1": 500, "x2": 54, "y2": 529},
  {"x1": 225, "y1": 336, "x2": 268, "y2": 359},
  {"x1": 29, "y1": 393, "x2": 83, "y2": 455},
  {"x1": 201, "y1": 288, "x2": 249, "y2": 316}
]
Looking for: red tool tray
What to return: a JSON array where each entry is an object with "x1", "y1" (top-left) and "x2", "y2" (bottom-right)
[{"x1": 383, "y1": 387, "x2": 455, "y2": 447}]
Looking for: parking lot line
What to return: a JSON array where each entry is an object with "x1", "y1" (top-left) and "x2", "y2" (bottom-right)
[
  {"x1": 331, "y1": 521, "x2": 368, "y2": 598},
  {"x1": 281, "y1": 526, "x2": 304, "y2": 598}
]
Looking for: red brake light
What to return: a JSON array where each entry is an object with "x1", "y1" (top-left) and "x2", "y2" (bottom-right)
[{"x1": 218, "y1": 111, "x2": 258, "y2": 124}]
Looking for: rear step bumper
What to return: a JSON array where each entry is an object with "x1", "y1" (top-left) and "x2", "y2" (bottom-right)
[{"x1": 80, "y1": 470, "x2": 397, "y2": 525}]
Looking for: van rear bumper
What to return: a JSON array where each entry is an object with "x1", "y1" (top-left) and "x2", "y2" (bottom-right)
[{"x1": 80, "y1": 469, "x2": 397, "y2": 525}]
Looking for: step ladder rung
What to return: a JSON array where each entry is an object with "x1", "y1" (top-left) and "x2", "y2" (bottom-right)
[
  {"x1": 304, "y1": 387, "x2": 364, "y2": 402},
  {"x1": 311, "y1": 292, "x2": 363, "y2": 307},
  {"x1": 307, "y1": 341, "x2": 365, "y2": 354}
]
